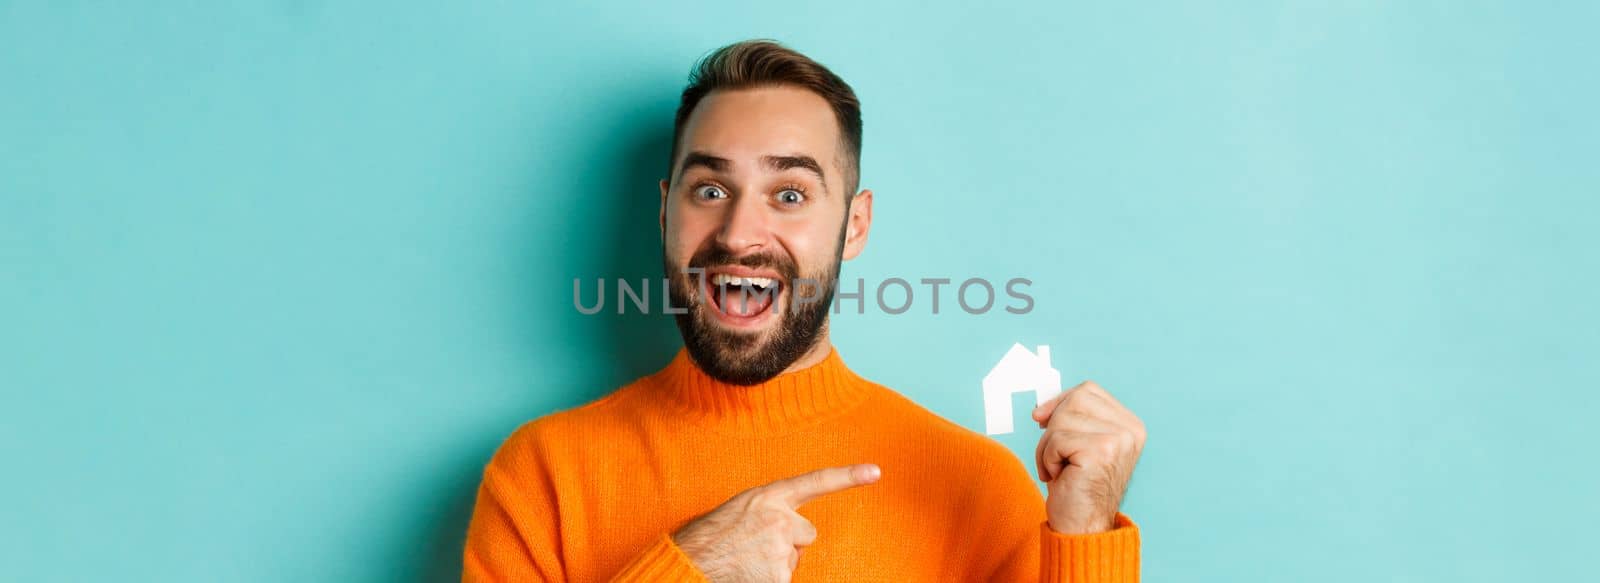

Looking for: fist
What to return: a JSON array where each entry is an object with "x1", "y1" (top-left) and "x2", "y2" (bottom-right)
[
  {"x1": 672, "y1": 464, "x2": 881, "y2": 583},
  {"x1": 1031, "y1": 380, "x2": 1145, "y2": 534}
]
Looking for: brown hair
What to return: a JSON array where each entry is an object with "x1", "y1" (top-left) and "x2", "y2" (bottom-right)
[{"x1": 669, "y1": 39, "x2": 864, "y2": 196}]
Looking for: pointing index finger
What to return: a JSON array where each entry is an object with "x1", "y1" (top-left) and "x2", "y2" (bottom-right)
[{"x1": 772, "y1": 464, "x2": 881, "y2": 507}]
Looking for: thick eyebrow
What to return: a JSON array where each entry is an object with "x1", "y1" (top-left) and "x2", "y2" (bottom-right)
[
  {"x1": 678, "y1": 151, "x2": 730, "y2": 178},
  {"x1": 763, "y1": 154, "x2": 827, "y2": 190}
]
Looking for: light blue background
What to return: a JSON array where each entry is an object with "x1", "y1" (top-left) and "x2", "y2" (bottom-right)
[{"x1": 3, "y1": 1, "x2": 1596, "y2": 581}]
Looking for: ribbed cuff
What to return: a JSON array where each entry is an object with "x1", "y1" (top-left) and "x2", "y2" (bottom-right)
[
  {"x1": 1039, "y1": 513, "x2": 1140, "y2": 583},
  {"x1": 609, "y1": 534, "x2": 710, "y2": 582}
]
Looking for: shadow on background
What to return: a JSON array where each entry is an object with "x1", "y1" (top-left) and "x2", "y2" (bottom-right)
[{"x1": 405, "y1": 89, "x2": 683, "y2": 582}]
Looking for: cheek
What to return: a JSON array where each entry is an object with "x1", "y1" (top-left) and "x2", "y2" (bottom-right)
[
  {"x1": 771, "y1": 221, "x2": 841, "y2": 271},
  {"x1": 664, "y1": 210, "x2": 714, "y2": 263}
]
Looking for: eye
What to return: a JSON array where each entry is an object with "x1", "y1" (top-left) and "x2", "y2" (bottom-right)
[
  {"x1": 776, "y1": 188, "x2": 806, "y2": 206},
  {"x1": 693, "y1": 184, "x2": 728, "y2": 201}
]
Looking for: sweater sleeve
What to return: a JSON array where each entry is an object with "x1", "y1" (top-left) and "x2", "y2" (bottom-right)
[
  {"x1": 981, "y1": 448, "x2": 1141, "y2": 582},
  {"x1": 606, "y1": 534, "x2": 710, "y2": 581},
  {"x1": 1037, "y1": 514, "x2": 1141, "y2": 583},
  {"x1": 460, "y1": 423, "x2": 709, "y2": 583},
  {"x1": 461, "y1": 448, "x2": 565, "y2": 582}
]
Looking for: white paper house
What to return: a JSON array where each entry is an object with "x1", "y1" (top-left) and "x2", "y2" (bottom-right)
[{"x1": 983, "y1": 343, "x2": 1063, "y2": 435}]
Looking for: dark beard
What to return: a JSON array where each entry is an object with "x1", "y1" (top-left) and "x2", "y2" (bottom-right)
[{"x1": 664, "y1": 244, "x2": 841, "y2": 386}]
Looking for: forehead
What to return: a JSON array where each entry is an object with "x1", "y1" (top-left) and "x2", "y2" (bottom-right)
[{"x1": 676, "y1": 85, "x2": 842, "y2": 175}]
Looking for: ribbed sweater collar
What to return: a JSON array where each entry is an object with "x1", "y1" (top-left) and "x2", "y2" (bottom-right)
[{"x1": 652, "y1": 346, "x2": 875, "y2": 434}]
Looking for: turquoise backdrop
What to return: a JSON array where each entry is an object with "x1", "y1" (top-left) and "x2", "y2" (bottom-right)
[{"x1": 3, "y1": 2, "x2": 1596, "y2": 581}]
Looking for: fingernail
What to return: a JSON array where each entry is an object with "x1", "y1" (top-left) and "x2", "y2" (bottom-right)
[{"x1": 862, "y1": 464, "x2": 881, "y2": 482}]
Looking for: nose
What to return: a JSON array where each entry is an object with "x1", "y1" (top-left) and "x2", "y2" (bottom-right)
[{"x1": 714, "y1": 190, "x2": 771, "y2": 254}]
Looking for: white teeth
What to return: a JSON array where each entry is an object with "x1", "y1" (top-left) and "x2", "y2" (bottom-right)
[{"x1": 710, "y1": 274, "x2": 777, "y2": 288}]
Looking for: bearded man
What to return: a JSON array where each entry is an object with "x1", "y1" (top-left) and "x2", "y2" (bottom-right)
[{"x1": 463, "y1": 39, "x2": 1146, "y2": 583}]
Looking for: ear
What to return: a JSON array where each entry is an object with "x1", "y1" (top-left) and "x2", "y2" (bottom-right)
[
  {"x1": 658, "y1": 178, "x2": 670, "y2": 237},
  {"x1": 840, "y1": 189, "x2": 874, "y2": 261}
]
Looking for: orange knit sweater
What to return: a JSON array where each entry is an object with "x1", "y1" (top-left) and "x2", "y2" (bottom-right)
[{"x1": 462, "y1": 347, "x2": 1140, "y2": 582}]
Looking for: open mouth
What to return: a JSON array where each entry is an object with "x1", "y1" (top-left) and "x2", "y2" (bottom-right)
[{"x1": 703, "y1": 271, "x2": 784, "y2": 325}]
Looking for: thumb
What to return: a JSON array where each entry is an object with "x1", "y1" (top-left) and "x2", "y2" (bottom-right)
[{"x1": 1032, "y1": 391, "x2": 1066, "y2": 423}]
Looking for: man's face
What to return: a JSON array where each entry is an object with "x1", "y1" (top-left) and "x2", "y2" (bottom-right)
[{"x1": 660, "y1": 85, "x2": 872, "y2": 385}]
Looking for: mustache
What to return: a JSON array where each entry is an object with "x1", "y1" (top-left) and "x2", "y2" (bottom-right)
[{"x1": 686, "y1": 247, "x2": 799, "y2": 280}]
